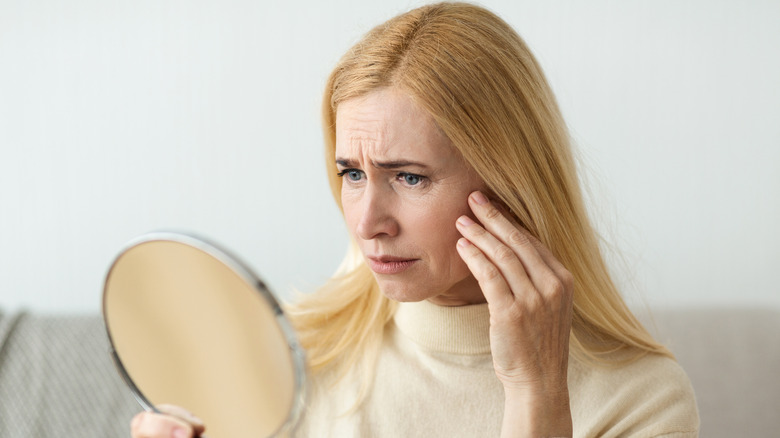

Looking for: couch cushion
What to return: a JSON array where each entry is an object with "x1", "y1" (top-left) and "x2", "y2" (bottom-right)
[
  {"x1": 0, "y1": 311, "x2": 139, "y2": 437},
  {"x1": 641, "y1": 307, "x2": 780, "y2": 438}
]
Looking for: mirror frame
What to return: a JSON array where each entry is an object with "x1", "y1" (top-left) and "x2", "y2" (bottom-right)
[{"x1": 102, "y1": 231, "x2": 307, "y2": 436}]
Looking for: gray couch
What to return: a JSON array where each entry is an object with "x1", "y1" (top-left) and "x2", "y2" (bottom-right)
[
  {"x1": 0, "y1": 312, "x2": 138, "y2": 436},
  {"x1": 0, "y1": 308, "x2": 777, "y2": 437},
  {"x1": 639, "y1": 307, "x2": 780, "y2": 437}
]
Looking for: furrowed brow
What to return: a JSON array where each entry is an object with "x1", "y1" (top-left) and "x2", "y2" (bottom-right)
[
  {"x1": 335, "y1": 159, "x2": 355, "y2": 168},
  {"x1": 335, "y1": 158, "x2": 430, "y2": 171},
  {"x1": 372, "y1": 160, "x2": 429, "y2": 170}
]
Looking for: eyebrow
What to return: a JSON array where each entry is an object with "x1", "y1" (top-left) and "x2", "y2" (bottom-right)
[{"x1": 335, "y1": 158, "x2": 430, "y2": 170}]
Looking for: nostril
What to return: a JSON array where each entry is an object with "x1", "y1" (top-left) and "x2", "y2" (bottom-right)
[{"x1": 356, "y1": 211, "x2": 398, "y2": 239}]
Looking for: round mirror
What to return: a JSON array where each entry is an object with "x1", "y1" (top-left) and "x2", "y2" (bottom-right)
[{"x1": 102, "y1": 232, "x2": 306, "y2": 438}]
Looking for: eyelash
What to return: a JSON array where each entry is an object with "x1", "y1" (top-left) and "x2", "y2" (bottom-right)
[
  {"x1": 336, "y1": 169, "x2": 364, "y2": 181},
  {"x1": 336, "y1": 169, "x2": 427, "y2": 187},
  {"x1": 397, "y1": 172, "x2": 424, "y2": 186}
]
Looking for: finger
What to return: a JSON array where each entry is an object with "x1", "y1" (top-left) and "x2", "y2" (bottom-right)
[
  {"x1": 132, "y1": 411, "x2": 197, "y2": 438},
  {"x1": 494, "y1": 203, "x2": 573, "y2": 292},
  {"x1": 497, "y1": 210, "x2": 573, "y2": 306},
  {"x1": 495, "y1": 205, "x2": 570, "y2": 282},
  {"x1": 455, "y1": 215, "x2": 536, "y2": 302},
  {"x1": 468, "y1": 191, "x2": 564, "y2": 294},
  {"x1": 493, "y1": 201, "x2": 575, "y2": 317},
  {"x1": 468, "y1": 192, "x2": 549, "y2": 277},
  {"x1": 456, "y1": 237, "x2": 514, "y2": 309},
  {"x1": 157, "y1": 404, "x2": 206, "y2": 434}
]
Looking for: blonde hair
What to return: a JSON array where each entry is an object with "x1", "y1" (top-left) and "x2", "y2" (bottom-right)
[{"x1": 289, "y1": 1, "x2": 670, "y2": 389}]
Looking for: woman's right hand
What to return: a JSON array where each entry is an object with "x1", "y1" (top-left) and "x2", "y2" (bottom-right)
[{"x1": 130, "y1": 404, "x2": 206, "y2": 438}]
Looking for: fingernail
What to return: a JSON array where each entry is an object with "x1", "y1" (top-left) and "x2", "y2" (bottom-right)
[
  {"x1": 172, "y1": 427, "x2": 188, "y2": 438},
  {"x1": 457, "y1": 238, "x2": 471, "y2": 248},
  {"x1": 471, "y1": 191, "x2": 488, "y2": 205},
  {"x1": 457, "y1": 216, "x2": 475, "y2": 227}
]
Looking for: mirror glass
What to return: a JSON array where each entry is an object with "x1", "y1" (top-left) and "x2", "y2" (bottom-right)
[{"x1": 102, "y1": 232, "x2": 305, "y2": 438}]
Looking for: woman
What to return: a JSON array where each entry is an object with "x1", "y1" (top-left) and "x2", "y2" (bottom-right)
[{"x1": 132, "y1": 2, "x2": 699, "y2": 437}]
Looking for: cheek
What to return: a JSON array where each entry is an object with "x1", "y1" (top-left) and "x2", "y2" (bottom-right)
[
  {"x1": 417, "y1": 211, "x2": 473, "y2": 283},
  {"x1": 340, "y1": 191, "x2": 360, "y2": 233},
  {"x1": 413, "y1": 199, "x2": 470, "y2": 254}
]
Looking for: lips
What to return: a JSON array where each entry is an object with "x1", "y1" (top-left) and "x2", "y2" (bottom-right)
[{"x1": 366, "y1": 255, "x2": 418, "y2": 274}]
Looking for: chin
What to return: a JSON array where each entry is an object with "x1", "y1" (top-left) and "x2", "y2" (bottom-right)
[{"x1": 375, "y1": 280, "x2": 432, "y2": 303}]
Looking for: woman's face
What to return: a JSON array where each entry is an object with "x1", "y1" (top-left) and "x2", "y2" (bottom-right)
[{"x1": 335, "y1": 87, "x2": 487, "y2": 306}]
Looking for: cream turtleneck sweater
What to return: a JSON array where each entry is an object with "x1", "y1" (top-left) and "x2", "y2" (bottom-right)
[{"x1": 297, "y1": 301, "x2": 699, "y2": 437}]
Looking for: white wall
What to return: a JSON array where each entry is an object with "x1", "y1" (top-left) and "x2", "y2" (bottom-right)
[{"x1": 1, "y1": 0, "x2": 778, "y2": 314}]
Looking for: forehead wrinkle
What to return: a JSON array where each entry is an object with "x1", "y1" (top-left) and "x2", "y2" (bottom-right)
[
  {"x1": 337, "y1": 115, "x2": 389, "y2": 153},
  {"x1": 344, "y1": 136, "x2": 388, "y2": 165},
  {"x1": 339, "y1": 129, "x2": 408, "y2": 167},
  {"x1": 335, "y1": 88, "x2": 448, "y2": 167},
  {"x1": 339, "y1": 103, "x2": 390, "y2": 139}
]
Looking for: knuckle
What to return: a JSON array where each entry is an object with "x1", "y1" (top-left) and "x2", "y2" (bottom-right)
[
  {"x1": 546, "y1": 276, "x2": 565, "y2": 297},
  {"x1": 493, "y1": 244, "x2": 516, "y2": 263},
  {"x1": 480, "y1": 264, "x2": 503, "y2": 283},
  {"x1": 561, "y1": 270, "x2": 575, "y2": 290},
  {"x1": 523, "y1": 290, "x2": 544, "y2": 311},
  {"x1": 507, "y1": 229, "x2": 530, "y2": 247},
  {"x1": 483, "y1": 204, "x2": 503, "y2": 221},
  {"x1": 543, "y1": 275, "x2": 574, "y2": 308},
  {"x1": 470, "y1": 224, "x2": 488, "y2": 237}
]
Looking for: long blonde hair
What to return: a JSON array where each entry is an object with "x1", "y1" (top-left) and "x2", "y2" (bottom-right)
[{"x1": 289, "y1": 1, "x2": 670, "y2": 387}]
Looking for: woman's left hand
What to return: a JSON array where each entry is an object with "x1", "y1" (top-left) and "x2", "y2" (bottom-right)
[{"x1": 455, "y1": 190, "x2": 574, "y2": 437}]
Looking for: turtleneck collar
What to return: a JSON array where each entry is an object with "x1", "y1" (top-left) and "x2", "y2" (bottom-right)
[{"x1": 392, "y1": 300, "x2": 492, "y2": 355}]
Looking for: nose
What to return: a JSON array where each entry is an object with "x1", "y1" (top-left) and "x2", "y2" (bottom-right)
[{"x1": 355, "y1": 183, "x2": 399, "y2": 240}]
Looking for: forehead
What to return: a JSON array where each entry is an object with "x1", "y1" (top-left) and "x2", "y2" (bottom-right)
[{"x1": 334, "y1": 88, "x2": 455, "y2": 161}]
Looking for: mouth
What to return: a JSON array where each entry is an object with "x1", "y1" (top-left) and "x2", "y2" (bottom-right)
[{"x1": 366, "y1": 255, "x2": 418, "y2": 275}]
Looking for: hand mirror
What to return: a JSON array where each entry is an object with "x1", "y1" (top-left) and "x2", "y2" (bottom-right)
[{"x1": 102, "y1": 232, "x2": 306, "y2": 437}]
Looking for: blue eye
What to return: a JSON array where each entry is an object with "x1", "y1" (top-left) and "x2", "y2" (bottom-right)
[
  {"x1": 337, "y1": 169, "x2": 364, "y2": 182},
  {"x1": 400, "y1": 173, "x2": 422, "y2": 186}
]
